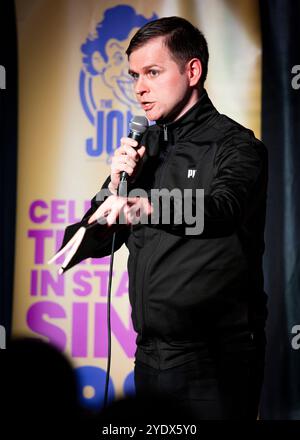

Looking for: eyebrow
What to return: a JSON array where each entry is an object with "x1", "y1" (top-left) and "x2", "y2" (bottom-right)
[{"x1": 128, "y1": 64, "x2": 161, "y2": 75}]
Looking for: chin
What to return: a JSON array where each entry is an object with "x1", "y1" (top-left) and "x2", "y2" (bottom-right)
[
  {"x1": 148, "y1": 110, "x2": 166, "y2": 122},
  {"x1": 145, "y1": 112, "x2": 158, "y2": 122}
]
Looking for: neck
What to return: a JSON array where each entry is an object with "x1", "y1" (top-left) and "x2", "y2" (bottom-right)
[{"x1": 158, "y1": 86, "x2": 202, "y2": 125}]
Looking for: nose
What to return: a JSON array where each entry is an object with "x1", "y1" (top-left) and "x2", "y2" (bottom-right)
[{"x1": 134, "y1": 75, "x2": 148, "y2": 96}]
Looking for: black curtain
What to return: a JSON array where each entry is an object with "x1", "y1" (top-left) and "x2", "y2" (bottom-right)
[
  {"x1": 0, "y1": 0, "x2": 18, "y2": 340},
  {"x1": 260, "y1": 0, "x2": 300, "y2": 419}
]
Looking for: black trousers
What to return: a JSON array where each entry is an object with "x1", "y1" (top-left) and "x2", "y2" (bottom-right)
[{"x1": 134, "y1": 338, "x2": 265, "y2": 420}]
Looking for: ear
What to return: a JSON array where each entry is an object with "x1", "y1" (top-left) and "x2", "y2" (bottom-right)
[{"x1": 187, "y1": 58, "x2": 202, "y2": 87}]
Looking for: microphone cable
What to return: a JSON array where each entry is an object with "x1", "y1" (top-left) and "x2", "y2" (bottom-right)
[
  {"x1": 102, "y1": 115, "x2": 148, "y2": 409},
  {"x1": 102, "y1": 230, "x2": 116, "y2": 409}
]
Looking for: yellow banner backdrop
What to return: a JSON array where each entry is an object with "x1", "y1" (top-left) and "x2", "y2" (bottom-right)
[{"x1": 13, "y1": 0, "x2": 261, "y2": 408}]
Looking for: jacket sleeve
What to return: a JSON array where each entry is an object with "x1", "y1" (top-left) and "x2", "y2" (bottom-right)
[
  {"x1": 202, "y1": 135, "x2": 268, "y2": 236},
  {"x1": 150, "y1": 134, "x2": 268, "y2": 237},
  {"x1": 58, "y1": 176, "x2": 129, "y2": 269}
]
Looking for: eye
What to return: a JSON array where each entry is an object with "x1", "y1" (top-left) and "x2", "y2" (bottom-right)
[
  {"x1": 129, "y1": 72, "x2": 139, "y2": 81},
  {"x1": 148, "y1": 69, "x2": 159, "y2": 77}
]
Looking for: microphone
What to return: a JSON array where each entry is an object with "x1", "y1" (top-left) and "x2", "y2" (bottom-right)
[{"x1": 118, "y1": 116, "x2": 149, "y2": 197}]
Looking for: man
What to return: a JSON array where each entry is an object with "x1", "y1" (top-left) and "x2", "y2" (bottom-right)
[{"x1": 62, "y1": 16, "x2": 268, "y2": 420}]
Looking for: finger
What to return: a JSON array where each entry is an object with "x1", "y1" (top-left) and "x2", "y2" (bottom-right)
[
  {"x1": 113, "y1": 146, "x2": 140, "y2": 164},
  {"x1": 127, "y1": 197, "x2": 153, "y2": 215},
  {"x1": 106, "y1": 201, "x2": 127, "y2": 226},
  {"x1": 126, "y1": 197, "x2": 141, "y2": 204},
  {"x1": 106, "y1": 207, "x2": 119, "y2": 226},
  {"x1": 88, "y1": 209, "x2": 108, "y2": 224},
  {"x1": 117, "y1": 155, "x2": 137, "y2": 169},
  {"x1": 113, "y1": 163, "x2": 134, "y2": 176},
  {"x1": 88, "y1": 196, "x2": 116, "y2": 223},
  {"x1": 126, "y1": 205, "x2": 141, "y2": 225},
  {"x1": 120, "y1": 137, "x2": 139, "y2": 148},
  {"x1": 88, "y1": 206, "x2": 102, "y2": 223},
  {"x1": 114, "y1": 147, "x2": 124, "y2": 156},
  {"x1": 111, "y1": 158, "x2": 135, "y2": 176},
  {"x1": 122, "y1": 144, "x2": 141, "y2": 161},
  {"x1": 114, "y1": 142, "x2": 136, "y2": 158}
]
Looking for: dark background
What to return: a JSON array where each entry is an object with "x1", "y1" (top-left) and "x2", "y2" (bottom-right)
[{"x1": 260, "y1": 0, "x2": 300, "y2": 419}]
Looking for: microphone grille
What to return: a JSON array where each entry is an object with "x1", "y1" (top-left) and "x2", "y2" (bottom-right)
[{"x1": 129, "y1": 116, "x2": 149, "y2": 134}]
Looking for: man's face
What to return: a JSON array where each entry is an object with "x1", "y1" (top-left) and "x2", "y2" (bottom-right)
[{"x1": 128, "y1": 36, "x2": 193, "y2": 123}]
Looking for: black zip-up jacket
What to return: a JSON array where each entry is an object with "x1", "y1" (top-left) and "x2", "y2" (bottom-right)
[{"x1": 61, "y1": 90, "x2": 268, "y2": 368}]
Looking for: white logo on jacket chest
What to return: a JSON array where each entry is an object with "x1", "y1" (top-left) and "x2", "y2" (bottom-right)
[{"x1": 187, "y1": 169, "x2": 197, "y2": 178}]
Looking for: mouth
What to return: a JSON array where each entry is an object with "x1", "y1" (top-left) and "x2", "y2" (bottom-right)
[{"x1": 141, "y1": 102, "x2": 155, "y2": 111}]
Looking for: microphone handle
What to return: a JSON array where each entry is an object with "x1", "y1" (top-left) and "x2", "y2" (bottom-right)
[{"x1": 118, "y1": 130, "x2": 143, "y2": 197}]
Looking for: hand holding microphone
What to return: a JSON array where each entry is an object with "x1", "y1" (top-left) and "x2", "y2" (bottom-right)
[
  {"x1": 110, "y1": 116, "x2": 148, "y2": 196},
  {"x1": 88, "y1": 116, "x2": 151, "y2": 226}
]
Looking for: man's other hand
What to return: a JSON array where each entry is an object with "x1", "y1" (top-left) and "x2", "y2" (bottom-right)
[{"x1": 88, "y1": 195, "x2": 153, "y2": 226}]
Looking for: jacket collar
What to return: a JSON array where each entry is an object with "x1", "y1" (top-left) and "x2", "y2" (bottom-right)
[{"x1": 145, "y1": 89, "x2": 219, "y2": 156}]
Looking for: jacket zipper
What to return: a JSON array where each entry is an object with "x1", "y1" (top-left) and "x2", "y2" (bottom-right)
[
  {"x1": 157, "y1": 126, "x2": 174, "y2": 189},
  {"x1": 163, "y1": 124, "x2": 168, "y2": 141},
  {"x1": 138, "y1": 125, "x2": 175, "y2": 337}
]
